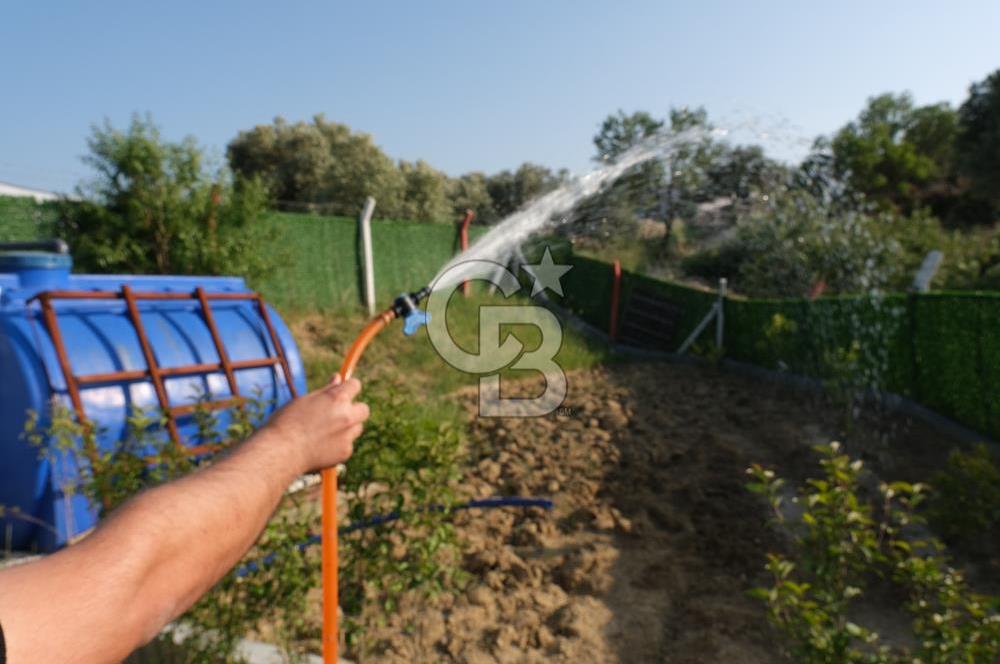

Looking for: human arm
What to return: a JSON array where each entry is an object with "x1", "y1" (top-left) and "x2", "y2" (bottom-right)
[{"x1": 0, "y1": 376, "x2": 368, "y2": 664}]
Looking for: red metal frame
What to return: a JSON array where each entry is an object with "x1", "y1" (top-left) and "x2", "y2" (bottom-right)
[{"x1": 30, "y1": 286, "x2": 299, "y2": 452}]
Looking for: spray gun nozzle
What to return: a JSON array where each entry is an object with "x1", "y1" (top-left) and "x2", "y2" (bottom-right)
[{"x1": 394, "y1": 286, "x2": 432, "y2": 336}]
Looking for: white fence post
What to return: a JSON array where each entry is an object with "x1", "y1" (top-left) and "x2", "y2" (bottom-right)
[
  {"x1": 359, "y1": 197, "x2": 377, "y2": 316},
  {"x1": 716, "y1": 277, "x2": 727, "y2": 349},
  {"x1": 911, "y1": 250, "x2": 943, "y2": 293}
]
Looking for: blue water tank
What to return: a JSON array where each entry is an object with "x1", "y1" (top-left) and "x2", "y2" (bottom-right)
[{"x1": 0, "y1": 250, "x2": 307, "y2": 551}]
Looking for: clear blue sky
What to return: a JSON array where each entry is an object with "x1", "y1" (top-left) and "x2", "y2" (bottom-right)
[{"x1": 2, "y1": 0, "x2": 998, "y2": 193}]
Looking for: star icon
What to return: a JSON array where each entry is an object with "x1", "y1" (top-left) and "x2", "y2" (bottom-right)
[{"x1": 522, "y1": 246, "x2": 573, "y2": 296}]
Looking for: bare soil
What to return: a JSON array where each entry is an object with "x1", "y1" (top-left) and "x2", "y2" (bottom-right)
[{"x1": 345, "y1": 360, "x2": 995, "y2": 663}]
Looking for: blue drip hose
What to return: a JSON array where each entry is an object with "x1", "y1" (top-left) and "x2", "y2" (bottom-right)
[{"x1": 235, "y1": 496, "x2": 553, "y2": 578}]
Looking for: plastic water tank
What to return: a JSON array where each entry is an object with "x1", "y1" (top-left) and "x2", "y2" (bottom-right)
[{"x1": 0, "y1": 248, "x2": 307, "y2": 551}]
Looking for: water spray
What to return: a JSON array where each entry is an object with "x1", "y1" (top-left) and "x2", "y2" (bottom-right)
[{"x1": 319, "y1": 128, "x2": 722, "y2": 661}]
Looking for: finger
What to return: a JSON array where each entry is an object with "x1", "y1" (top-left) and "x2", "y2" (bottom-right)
[
  {"x1": 328, "y1": 373, "x2": 343, "y2": 387},
  {"x1": 350, "y1": 401, "x2": 371, "y2": 423},
  {"x1": 344, "y1": 423, "x2": 364, "y2": 442},
  {"x1": 331, "y1": 377, "x2": 362, "y2": 402}
]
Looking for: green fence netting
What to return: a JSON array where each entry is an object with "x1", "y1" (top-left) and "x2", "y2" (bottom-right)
[{"x1": 559, "y1": 254, "x2": 1000, "y2": 440}]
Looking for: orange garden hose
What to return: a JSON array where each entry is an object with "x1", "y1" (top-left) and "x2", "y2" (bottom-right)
[{"x1": 322, "y1": 307, "x2": 397, "y2": 663}]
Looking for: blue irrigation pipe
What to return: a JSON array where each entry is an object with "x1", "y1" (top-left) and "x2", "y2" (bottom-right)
[{"x1": 234, "y1": 496, "x2": 553, "y2": 578}]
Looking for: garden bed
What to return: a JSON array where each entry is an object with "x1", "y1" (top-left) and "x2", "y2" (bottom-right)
[{"x1": 330, "y1": 360, "x2": 995, "y2": 662}]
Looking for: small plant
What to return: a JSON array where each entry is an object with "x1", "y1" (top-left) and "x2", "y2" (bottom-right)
[
  {"x1": 927, "y1": 443, "x2": 1000, "y2": 543},
  {"x1": 759, "y1": 312, "x2": 799, "y2": 371},
  {"x1": 821, "y1": 341, "x2": 865, "y2": 432},
  {"x1": 25, "y1": 395, "x2": 321, "y2": 663},
  {"x1": 747, "y1": 443, "x2": 1000, "y2": 663},
  {"x1": 23, "y1": 380, "x2": 469, "y2": 660},
  {"x1": 338, "y1": 381, "x2": 467, "y2": 655}
]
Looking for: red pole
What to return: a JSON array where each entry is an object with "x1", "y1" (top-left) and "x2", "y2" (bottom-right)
[
  {"x1": 609, "y1": 259, "x2": 622, "y2": 341},
  {"x1": 459, "y1": 209, "x2": 475, "y2": 296}
]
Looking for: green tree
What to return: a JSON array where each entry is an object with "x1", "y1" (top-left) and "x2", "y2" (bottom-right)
[
  {"x1": 956, "y1": 69, "x2": 1000, "y2": 220},
  {"x1": 315, "y1": 116, "x2": 407, "y2": 217},
  {"x1": 397, "y1": 159, "x2": 452, "y2": 222},
  {"x1": 448, "y1": 172, "x2": 496, "y2": 223},
  {"x1": 593, "y1": 109, "x2": 664, "y2": 160},
  {"x1": 61, "y1": 115, "x2": 273, "y2": 278},
  {"x1": 485, "y1": 163, "x2": 565, "y2": 219},
  {"x1": 227, "y1": 115, "x2": 406, "y2": 218},
  {"x1": 828, "y1": 93, "x2": 958, "y2": 215}
]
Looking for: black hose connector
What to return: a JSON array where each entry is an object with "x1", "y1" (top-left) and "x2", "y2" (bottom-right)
[
  {"x1": 392, "y1": 286, "x2": 431, "y2": 318},
  {"x1": 0, "y1": 239, "x2": 69, "y2": 254}
]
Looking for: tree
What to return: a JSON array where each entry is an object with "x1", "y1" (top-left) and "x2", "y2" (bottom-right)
[
  {"x1": 593, "y1": 110, "x2": 664, "y2": 161},
  {"x1": 448, "y1": 172, "x2": 496, "y2": 223},
  {"x1": 586, "y1": 110, "x2": 668, "y2": 239},
  {"x1": 827, "y1": 93, "x2": 958, "y2": 215},
  {"x1": 397, "y1": 160, "x2": 452, "y2": 222},
  {"x1": 485, "y1": 163, "x2": 565, "y2": 219},
  {"x1": 61, "y1": 115, "x2": 273, "y2": 278},
  {"x1": 957, "y1": 69, "x2": 1000, "y2": 219},
  {"x1": 227, "y1": 115, "x2": 406, "y2": 218}
]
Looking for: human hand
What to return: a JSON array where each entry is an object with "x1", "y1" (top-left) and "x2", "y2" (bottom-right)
[{"x1": 263, "y1": 375, "x2": 370, "y2": 473}]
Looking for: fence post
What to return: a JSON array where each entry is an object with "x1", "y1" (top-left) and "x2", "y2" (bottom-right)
[
  {"x1": 359, "y1": 197, "x2": 377, "y2": 316},
  {"x1": 609, "y1": 259, "x2": 622, "y2": 341},
  {"x1": 716, "y1": 278, "x2": 727, "y2": 349},
  {"x1": 458, "y1": 209, "x2": 475, "y2": 296}
]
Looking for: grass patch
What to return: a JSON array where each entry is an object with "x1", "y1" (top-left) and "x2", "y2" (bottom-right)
[{"x1": 284, "y1": 289, "x2": 611, "y2": 400}]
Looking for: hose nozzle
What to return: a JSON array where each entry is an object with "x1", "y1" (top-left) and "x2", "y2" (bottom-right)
[{"x1": 393, "y1": 286, "x2": 432, "y2": 336}]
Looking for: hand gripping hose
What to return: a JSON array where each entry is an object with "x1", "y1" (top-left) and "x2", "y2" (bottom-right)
[{"x1": 321, "y1": 287, "x2": 430, "y2": 663}]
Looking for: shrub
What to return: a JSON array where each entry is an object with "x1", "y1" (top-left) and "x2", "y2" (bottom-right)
[
  {"x1": 26, "y1": 397, "x2": 318, "y2": 662},
  {"x1": 58, "y1": 114, "x2": 277, "y2": 281},
  {"x1": 338, "y1": 382, "x2": 466, "y2": 654},
  {"x1": 927, "y1": 444, "x2": 1000, "y2": 543},
  {"x1": 748, "y1": 443, "x2": 1000, "y2": 663}
]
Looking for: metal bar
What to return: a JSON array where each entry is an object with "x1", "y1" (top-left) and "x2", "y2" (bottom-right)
[
  {"x1": 75, "y1": 358, "x2": 279, "y2": 386},
  {"x1": 36, "y1": 295, "x2": 101, "y2": 469},
  {"x1": 232, "y1": 358, "x2": 281, "y2": 370},
  {"x1": 121, "y1": 285, "x2": 181, "y2": 445},
  {"x1": 196, "y1": 287, "x2": 242, "y2": 401},
  {"x1": 255, "y1": 295, "x2": 299, "y2": 398},
  {"x1": 170, "y1": 397, "x2": 244, "y2": 417},
  {"x1": 200, "y1": 292, "x2": 259, "y2": 301},
  {"x1": 677, "y1": 302, "x2": 719, "y2": 355},
  {"x1": 77, "y1": 369, "x2": 149, "y2": 385},
  {"x1": 37, "y1": 295, "x2": 89, "y2": 427},
  {"x1": 29, "y1": 289, "x2": 260, "y2": 303},
  {"x1": 609, "y1": 259, "x2": 622, "y2": 341},
  {"x1": 716, "y1": 278, "x2": 727, "y2": 349},
  {"x1": 360, "y1": 196, "x2": 377, "y2": 316}
]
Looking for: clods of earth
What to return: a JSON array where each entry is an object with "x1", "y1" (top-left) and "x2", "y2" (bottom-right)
[{"x1": 344, "y1": 362, "x2": 989, "y2": 663}]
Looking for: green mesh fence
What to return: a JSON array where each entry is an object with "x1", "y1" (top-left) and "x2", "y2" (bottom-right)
[
  {"x1": 559, "y1": 254, "x2": 1000, "y2": 440},
  {"x1": 0, "y1": 196, "x2": 58, "y2": 242},
  {"x1": 255, "y1": 211, "x2": 486, "y2": 311}
]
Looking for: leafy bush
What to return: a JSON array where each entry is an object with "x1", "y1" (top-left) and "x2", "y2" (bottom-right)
[
  {"x1": 24, "y1": 381, "x2": 468, "y2": 660},
  {"x1": 748, "y1": 443, "x2": 1000, "y2": 663},
  {"x1": 338, "y1": 382, "x2": 466, "y2": 654},
  {"x1": 58, "y1": 114, "x2": 277, "y2": 280},
  {"x1": 26, "y1": 397, "x2": 318, "y2": 662},
  {"x1": 927, "y1": 444, "x2": 1000, "y2": 543},
  {"x1": 682, "y1": 187, "x2": 1000, "y2": 297}
]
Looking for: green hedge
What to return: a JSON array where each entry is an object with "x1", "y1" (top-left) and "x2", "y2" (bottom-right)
[
  {"x1": 0, "y1": 196, "x2": 59, "y2": 242},
  {"x1": 561, "y1": 254, "x2": 1000, "y2": 440},
  {"x1": 255, "y1": 211, "x2": 487, "y2": 311}
]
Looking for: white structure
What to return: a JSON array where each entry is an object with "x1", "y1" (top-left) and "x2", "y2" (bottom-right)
[
  {"x1": 0, "y1": 181, "x2": 60, "y2": 203},
  {"x1": 359, "y1": 196, "x2": 377, "y2": 316}
]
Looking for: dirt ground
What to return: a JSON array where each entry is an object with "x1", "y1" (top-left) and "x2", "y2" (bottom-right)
[{"x1": 347, "y1": 360, "x2": 993, "y2": 663}]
